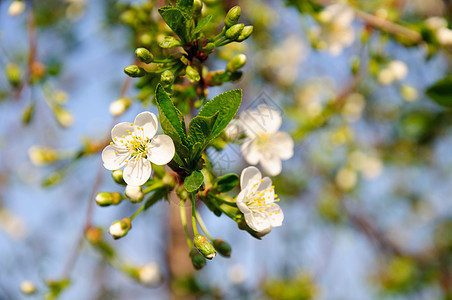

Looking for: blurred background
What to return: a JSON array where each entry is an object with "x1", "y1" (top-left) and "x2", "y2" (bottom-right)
[{"x1": 2, "y1": 0, "x2": 452, "y2": 299}]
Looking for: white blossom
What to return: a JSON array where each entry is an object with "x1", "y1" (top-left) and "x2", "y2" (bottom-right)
[
  {"x1": 378, "y1": 60, "x2": 408, "y2": 85},
  {"x1": 311, "y1": 4, "x2": 355, "y2": 56},
  {"x1": 8, "y1": 1, "x2": 26, "y2": 16},
  {"x1": 125, "y1": 185, "x2": 144, "y2": 202},
  {"x1": 137, "y1": 262, "x2": 162, "y2": 286},
  {"x1": 236, "y1": 166, "x2": 284, "y2": 233},
  {"x1": 425, "y1": 17, "x2": 452, "y2": 46},
  {"x1": 239, "y1": 105, "x2": 293, "y2": 176},
  {"x1": 102, "y1": 112, "x2": 175, "y2": 186}
]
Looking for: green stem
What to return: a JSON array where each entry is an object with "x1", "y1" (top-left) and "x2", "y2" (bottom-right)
[
  {"x1": 130, "y1": 205, "x2": 145, "y2": 221},
  {"x1": 215, "y1": 39, "x2": 232, "y2": 47},
  {"x1": 210, "y1": 27, "x2": 225, "y2": 42},
  {"x1": 208, "y1": 193, "x2": 237, "y2": 207},
  {"x1": 190, "y1": 193, "x2": 199, "y2": 235},
  {"x1": 142, "y1": 181, "x2": 164, "y2": 194},
  {"x1": 195, "y1": 210, "x2": 213, "y2": 241},
  {"x1": 180, "y1": 199, "x2": 193, "y2": 249}
]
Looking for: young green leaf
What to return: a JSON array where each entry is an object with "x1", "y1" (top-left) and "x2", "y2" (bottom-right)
[
  {"x1": 177, "y1": 0, "x2": 194, "y2": 14},
  {"x1": 188, "y1": 112, "x2": 219, "y2": 146},
  {"x1": 198, "y1": 89, "x2": 242, "y2": 141},
  {"x1": 158, "y1": 6, "x2": 194, "y2": 44},
  {"x1": 215, "y1": 173, "x2": 239, "y2": 192},
  {"x1": 155, "y1": 84, "x2": 189, "y2": 161},
  {"x1": 184, "y1": 170, "x2": 204, "y2": 192},
  {"x1": 194, "y1": 15, "x2": 212, "y2": 34},
  {"x1": 426, "y1": 76, "x2": 452, "y2": 107}
]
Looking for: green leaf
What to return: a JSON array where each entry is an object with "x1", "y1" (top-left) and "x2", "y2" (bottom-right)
[
  {"x1": 198, "y1": 89, "x2": 242, "y2": 141},
  {"x1": 188, "y1": 112, "x2": 219, "y2": 146},
  {"x1": 158, "y1": 6, "x2": 193, "y2": 44},
  {"x1": 215, "y1": 173, "x2": 239, "y2": 192},
  {"x1": 426, "y1": 76, "x2": 452, "y2": 107},
  {"x1": 155, "y1": 84, "x2": 189, "y2": 160},
  {"x1": 177, "y1": 0, "x2": 194, "y2": 14},
  {"x1": 186, "y1": 65, "x2": 200, "y2": 82},
  {"x1": 184, "y1": 170, "x2": 204, "y2": 192},
  {"x1": 194, "y1": 15, "x2": 212, "y2": 34}
]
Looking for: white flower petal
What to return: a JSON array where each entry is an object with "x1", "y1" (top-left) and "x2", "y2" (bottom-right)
[
  {"x1": 240, "y1": 166, "x2": 262, "y2": 189},
  {"x1": 256, "y1": 105, "x2": 282, "y2": 134},
  {"x1": 269, "y1": 132, "x2": 294, "y2": 160},
  {"x1": 102, "y1": 145, "x2": 130, "y2": 170},
  {"x1": 259, "y1": 154, "x2": 282, "y2": 176},
  {"x1": 147, "y1": 134, "x2": 175, "y2": 165},
  {"x1": 123, "y1": 158, "x2": 152, "y2": 186},
  {"x1": 241, "y1": 139, "x2": 261, "y2": 165},
  {"x1": 244, "y1": 212, "x2": 271, "y2": 232},
  {"x1": 111, "y1": 122, "x2": 134, "y2": 144},
  {"x1": 258, "y1": 177, "x2": 275, "y2": 204},
  {"x1": 267, "y1": 204, "x2": 284, "y2": 227},
  {"x1": 236, "y1": 189, "x2": 251, "y2": 214},
  {"x1": 134, "y1": 111, "x2": 158, "y2": 139}
]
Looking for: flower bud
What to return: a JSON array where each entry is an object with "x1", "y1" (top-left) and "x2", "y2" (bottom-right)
[
  {"x1": 111, "y1": 169, "x2": 126, "y2": 185},
  {"x1": 236, "y1": 25, "x2": 253, "y2": 42},
  {"x1": 109, "y1": 218, "x2": 131, "y2": 239},
  {"x1": 95, "y1": 192, "x2": 123, "y2": 207},
  {"x1": 124, "y1": 65, "x2": 146, "y2": 77},
  {"x1": 189, "y1": 248, "x2": 207, "y2": 270},
  {"x1": 226, "y1": 54, "x2": 246, "y2": 72},
  {"x1": 85, "y1": 226, "x2": 103, "y2": 244},
  {"x1": 53, "y1": 106, "x2": 74, "y2": 127},
  {"x1": 125, "y1": 185, "x2": 144, "y2": 203},
  {"x1": 229, "y1": 71, "x2": 243, "y2": 82},
  {"x1": 20, "y1": 280, "x2": 36, "y2": 295},
  {"x1": 5, "y1": 63, "x2": 21, "y2": 87},
  {"x1": 8, "y1": 1, "x2": 26, "y2": 16},
  {"x1": 224, "y1": 6, "x2": 241, "y2": 28},
  {"x1": 204, "y1": 43, "x2": 215, "y2": 53},
  {"x1": 28, "y1": 146, "x2": 58, "y2": 166},
  {"x1": 185, "y1": 66, "x2": 200, "y2": 82},
  {"x1": 193, "y1": 234, "x2": 216, "y2": 259},
  {"x1": 159, "y1": 36, "x2": 182, "y2": 48},
  {"x1": 137, "y1": 262, "x2": 162, "y2": 286},
  {"x1": 213, "y1": 238, "x2": 231, "y2": 257},
  {"x1": 109, "y1": 97, "x2": 131, "y2": 117},
  {"x1": 225, "y1": 24, "x2": 244, "y2": 40},
  {"x1": 135, "y1": 48, "x2": 154, "y2": 64},
  {"x1": 193, "y1": 0, "x2": 203, "y2": 19},
  {"x1": 400, "y1": 84, "x2": 418, "y2": 102},
  {"x1": 22, "y1": 102, "x2": 35, "y2": 125},
  {"x1": 160, "y1": 70, "x2": 175, "y2": 86}
]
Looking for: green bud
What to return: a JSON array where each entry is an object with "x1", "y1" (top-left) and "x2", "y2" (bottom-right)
[
  {"x1": 193, "y1": 234, "x2": 216, "y2": 259},
  {"x1": 135, "y1": 48, "x2": 154, "y2": 64},
  {"x1": 225, "y1": 24, "x2": 244, "y2": 40},
  {"x1": 124, "y1": 65, "x2": 146, "y2": 78},
  {"x1": 189, "y1": 248, "x2": 206, "y2": 270},
  {"x1": 213, "y1": 238, "x2": 231, "y2": 257},
  {"x1": 204, "y1": 43, "x2": 215, "y2": 53},
  {"x1": 186, "y1": 66, "x2": 200, "y2": 82},
  {"x1": 5, "y1": 62, "x2": 21, "y2": 87},
  {"x1": 159, "y1": 36, "x2": 182, "y2": 48},
  {"x1": 120, "y1": 10, "x2": 136, "y2": 27},
  {"x1": 226, "y1": 54, "x2": 246, "y2": 72},
  {"x1": 229, "y1": 71, "x2": 243, "y2": 82},
  {"x1": 95, "y1": 192, "x2": 123, "y2": 206},
  {"x1": 224, "y1": 6, "x2": 241, "y2": 28},
  {"x1": 53, "y1": 106, "x2": 74, "y2": 127},
  {"x1": 194, "y1": 100, "x2": 202, "y2": 109},
  {"x1": 21, "y1": 102, "x2": 35, "y2": 125},
  {"x1": 236, "y1": 25, "x2": 253, "y2": 42},
  {"x1": 109, "y1": 218, "x2": 131, "y2": 239},
  {"x1": 160, "y1": 70, "x2": 175, "y2": 86},
  {"x1": 193, "y1": 0, "x2": 203, "y2": 19}
]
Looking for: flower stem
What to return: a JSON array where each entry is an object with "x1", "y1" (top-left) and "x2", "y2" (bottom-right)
[
  {"x1": 130, "y1": 205, "x2": 145, "y2": 221},
  {"x1": 179, "y1": 199, "x2": 193, "y2": 249},
  {"x1": 208, "y1": 193, "x2": 237, "y2": 207},
  {"x1": 195, "y1": 210, "x2": 213, "y2": 241},
  {"x1": 190, "y1": 193, "x2": 199, "y2": 235},
  {"x1": 210, "y1": 27, "x2": 225, "y2": 43}
]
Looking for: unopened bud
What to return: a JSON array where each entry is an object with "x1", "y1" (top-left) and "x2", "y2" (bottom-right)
[
  {"x1": 204, "y1": 43, "x2": 215, "y2": 52},
  {"x1": 186, "y1": 66, "x2": 200, "y2": 82},
  {"x1": 224, "y1": 6, "x2": 241, "y2": 28},
  {"x1": 189, "y1": 248, "x2": 207, "y2": 270},
  {"x1": 8, "y1": 1, "x2": 26, "y2": 16},
  {"x1": 236, "y1": 25, "x2": 253, "y2": 42},
  {"x1": 5, "y1": 63, "x2": 21, "y2": 87},
  {"x1": 28, "y1": 146, "x2": 58, "y2": 166},
  {"x1": 160, "y1": 70, "x2": 175, "y2": 86},
  {"x1": 111, "y1": 169, "x2": 126, "y2": 185},
  {"x1": 400, "y1": 84, "x2": 418, "y2": 102},
  {"x1": 95, "y1": 192, "x2": 123, "y2": 206},
  {"x1": 124, "y1": 65, "x2": 146, "y2": 78},
  {"x1": 22, "y1": 102, "x2": 35, "y2": 125},
  {"x1": 159, "y1": 36, "x2": 182, "y2": 48},
  {"x1": 135, "y1": 48, "x2": 154, "y2": 64},
  {"x1": 229, "y1": 71, "x2": 243, "y2": 82},
  {"x1": 125, "y1": 185, "x2": 144, "y2": 203},
  {"x1": 225, "y1": 24, "x2": 244, "y2": 40},
  {"x1": 193, "y1": 0, "x2": 203, "y2": 19},
  {"x1": 109, "y1": 97, "x2": 131, "y2": 116},
  {"x1": 20, "y1": 280, "x2": 36, "y2": 295},
  {"x1": 213, "y1": 238, "x2": 231, "y2": 257},
  {"x1": 137, "y1": 262, "x2": 162, "y2": 286},
  {"x1": 193, "y1": 234, "x2": 216, "y2": 259},
  {"x1": 226, "y1": 54, "x2": 246, "y2": 72},
  {"x1": 109, "y1": 218, "x2": 131, "y2": 239},
  {"x1": 53, "y1": 106, "x2": 74, "y2": 127},
  {"x1": 85, "y1": 226, "x2": 103, "y2": 244}
]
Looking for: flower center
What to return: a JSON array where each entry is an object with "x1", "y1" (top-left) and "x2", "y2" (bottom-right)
[
  {"x1": 112, "y1": 126, "x2": 152, "y2": 162},
  {"x1": 245, "y1": 181, "x2": 279, "y2": 215}
]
